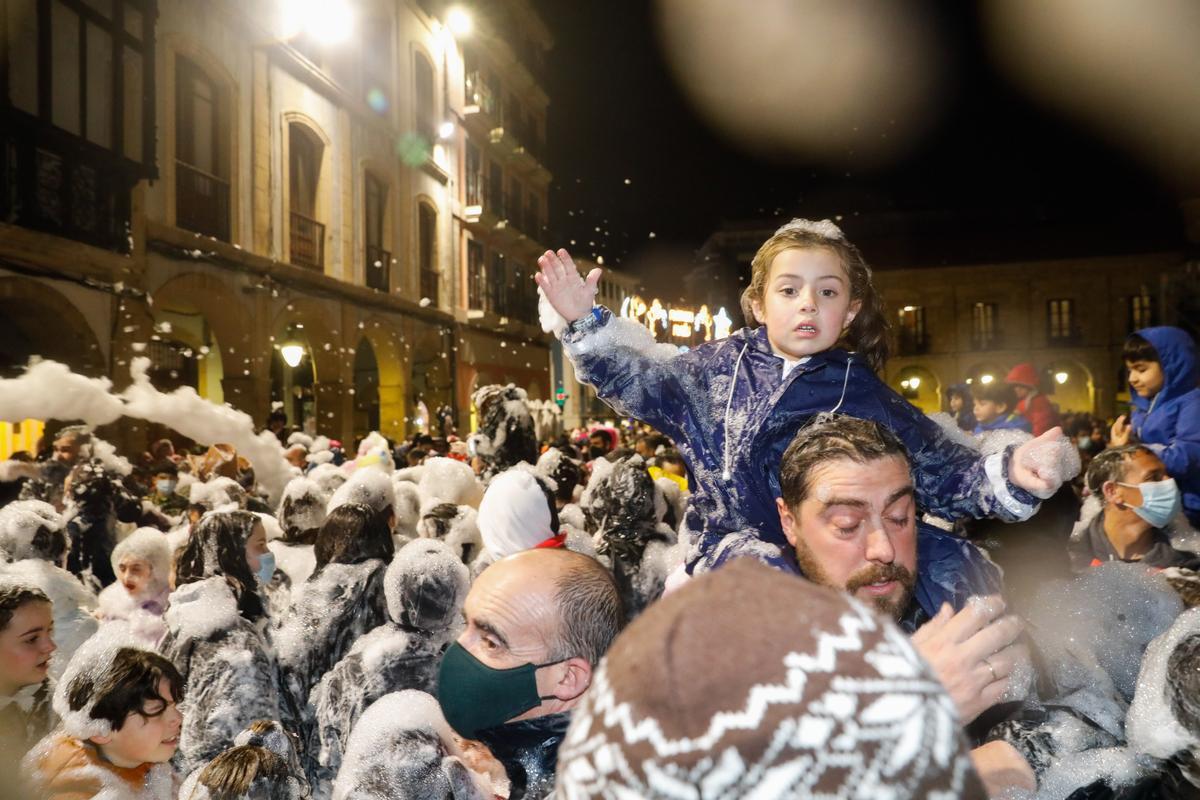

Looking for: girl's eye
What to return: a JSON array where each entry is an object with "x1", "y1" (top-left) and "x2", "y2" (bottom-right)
[
  {"x1": 820, "y1": 288, "x2": 838, "y2": 298},
  {"x1": 780, "y1": 287, "x2": 797, "y2": 296}
]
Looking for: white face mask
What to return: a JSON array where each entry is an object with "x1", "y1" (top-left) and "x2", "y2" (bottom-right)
[{"x1": 1117, "y1": 477, "x2": 1181, "y2": 528}]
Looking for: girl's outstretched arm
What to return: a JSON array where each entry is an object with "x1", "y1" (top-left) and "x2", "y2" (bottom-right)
[{"x1": 535, "y1": 249, "x2": 702, "y2": 440}]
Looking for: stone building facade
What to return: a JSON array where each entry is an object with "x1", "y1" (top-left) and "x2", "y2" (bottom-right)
[{"x1": 0, "y1": 0, "x2": 554, "y2": 450}]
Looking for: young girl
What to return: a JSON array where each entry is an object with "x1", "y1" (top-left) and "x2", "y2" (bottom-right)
[
  {"x1": 537, "y1": 219, "x2": 1073, "y2": 614},
  {"x1": 0, "y1": 578, "x2": 56, "y2": 778},
  {"x1": 161, "y1": 510, "x2": 283, "y2": 776}
]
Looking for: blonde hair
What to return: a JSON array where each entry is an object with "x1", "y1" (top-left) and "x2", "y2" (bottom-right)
[{"x1": 740, "y1": 219, "x2": 890, "y2": 372}]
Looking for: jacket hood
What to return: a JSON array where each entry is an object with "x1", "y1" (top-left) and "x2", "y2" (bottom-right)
[
  {"x1": 1005, "y1": 362, "x2": 1038, "y2": 388},
  {"x1": 1131, "y1": 326, "x2": 1198, "y2": 410}
]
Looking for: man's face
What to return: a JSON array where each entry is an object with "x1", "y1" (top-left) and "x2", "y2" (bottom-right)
[
  {"x1": 589, "y1": 434, "x2": 609, "y2": 455},
  {"x1": 777, "y1": 455, "x2": 917, "y2": 620},
  {"x1": 457, "y1": 557, "x2": 561, "y2": 722},
  {"x1": 1109, "y1": 449, "x2": 1168, "y2": 513},
  {"x1": 52, "y1": 435, "x2": 81, "y2": 464}
]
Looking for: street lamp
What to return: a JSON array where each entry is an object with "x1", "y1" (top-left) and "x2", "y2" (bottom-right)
[
  {"x1": 438, "y1": 120, "x2": 456, "y2": 140},
  {"x1": 1055, "y1": 371, "x2": 1069, "y2": 385},
  {"x1": 446, "y1": 6, "x2": 472, "y2": 37},
  {"x1": 281, "y1": 341, "x2": 306, "y2": 368},
  {"x1": 280, "y1": 0, "x2": 354, "y2": 44},
  {"x1": 979, "y1": 374, "x2": 995, "y2": 385},
  {"x1": 907, "y1": 376, "x2": 921, "y2": 390}
]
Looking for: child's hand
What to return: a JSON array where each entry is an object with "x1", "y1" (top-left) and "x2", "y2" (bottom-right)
[
  {"x1": 1110, "y1": 415, "x2": 1132, "y2": 447},
  {"x1": 1010, "y1": 427, "x2": 1081, "y2": 498},
  {"x1": 535, "y1": 249, "x2": 601, "y2": 324}
]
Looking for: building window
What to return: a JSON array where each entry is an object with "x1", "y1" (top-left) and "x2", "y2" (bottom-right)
[
  {"x1": 418, "y1": 202, "x2": 438, "y2": 305},
  {"x1": 489, "y1": 251, "x2": 507, "y2": 315},
  {"x1": 971, "y1": 302, "x2": 998, "y2": 350},
  {"x1": 1130, "y1": 293, "x2": 1155, "y2": 331},
  {"x1": 1, "y1": 0, "x2": 155, "y2": 251},
  {"x1": 465, "y1": 142, "x2": 483, "y2": 207},
  {"x1": 507, "y1": 178, "x2": 522, "y2": 228},
  {"x1": 414, "y1": 52, "x2": 435, "y2": 145},
  {"x1": 288, "y1": 123, "x2": 324, "y2": 269},
  {"x1": 175, "y1": 55, "x2": 230, "y2": 241},
  {"x1": 364, "y1": 172, "x2": 389, "y2": 291},
  {"x1": 1047, "y1": 298, "x2": 1074, "y2": 342},
  {"x1": 897, "y1": 305, "x2": 926, "y2": 355},
  {"x1": 467, "y1": 239, "x2": 485, "y2": 310}
]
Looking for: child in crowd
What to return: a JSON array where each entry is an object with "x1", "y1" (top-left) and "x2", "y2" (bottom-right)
[
  {"x1": 161, "y1": 510, "x2": 282, "y2": 776},
  {"x1": 1005, "y1": 362, "x2": 1061, "y2": 436},
  {"x1": 0, "y1": 579, "x2": 57, "y2": 778},
  {"x1": 96, "y1": 528, "x2": 172, "y2": 647},
  {"x1": 537, "y1": 219, "x2": 1073, "y2": 614},
  {"x1": 24, "y1": 642, "x2": 182, "y2": 800},
  {"x1": 945, "y1": 383, "x2": 977, "y2": 432},
  {"x1": 1111, "y1": 327, "x2": 1200, "y2": 528},
  {"x1": 972, "y1": 382, "x2": 1033, "y2": 435}
]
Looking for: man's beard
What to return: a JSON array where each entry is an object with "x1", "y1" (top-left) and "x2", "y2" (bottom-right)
[{"x1": 793, "y1": 539, "x2": 916, "y2": 621}]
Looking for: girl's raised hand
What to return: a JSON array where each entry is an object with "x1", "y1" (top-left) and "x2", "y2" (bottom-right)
[{"x1": 535, "y1": 249, "x2": 601, "y2": 324}]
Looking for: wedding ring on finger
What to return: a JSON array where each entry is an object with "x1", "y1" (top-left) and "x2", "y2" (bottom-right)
[{"x1": 984, "y1": 657, "x2": 998, "y2": 683}]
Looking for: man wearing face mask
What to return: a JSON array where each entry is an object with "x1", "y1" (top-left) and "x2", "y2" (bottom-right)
[
  {"x1": 148, "y1": 462, "x2": 188, "y2": 516},
  {"x1": 1069, "y1": 445, "x2": 1199, "y2": 572},
  {"x1": 437, "y1": 548, "x2": 623, "y2": 800}
]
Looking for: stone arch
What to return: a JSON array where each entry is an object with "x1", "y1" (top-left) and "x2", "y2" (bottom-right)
[
  {"x1": 890, "y1": 365, "x2": 941, "y2": 415},
  {"x1": 357, "y1": 316, "x2": 408, "y2": 441},
  {"x1": 270, "y1": 298, "x2": 349, "y2": 438},
  {"x1": 0, "y1": 276, "x2": 105, "y2": 376},
  {"x1": 1044, "y1": 359, "x2": 1095, "y2": 414}
]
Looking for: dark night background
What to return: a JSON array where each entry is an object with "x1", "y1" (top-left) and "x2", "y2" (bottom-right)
[{"x1": 531, "y1": 1, "x2": 1187, "y2": 296}]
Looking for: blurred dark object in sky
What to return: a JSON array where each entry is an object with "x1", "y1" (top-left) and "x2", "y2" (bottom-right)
[{"x1": 532, "y1": 0, "x2": 1191, "y2": 285}]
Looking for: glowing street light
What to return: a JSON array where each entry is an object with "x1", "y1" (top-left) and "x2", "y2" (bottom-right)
[
  {"x1": 438, "y1": 120, "x2": 456, "y2": 140},
  {"x1": 979, "y1": 374, "x2": 995, "y2": 384},
  {"x1": 280, "y1": 341, "x2": 306, "y2": 368},
  {"x1": 1055, "y1": 371, "x2": 1069, "y2": 385},
  {"x1": 907, "y1": 376, "x2": 921, "y2": 390},
  {"x1": 446, "y1": 6, "x2": 472, "y2": 37},
  {"x1": 280, "y1": 0, "x2": 354, "y2": 44}
]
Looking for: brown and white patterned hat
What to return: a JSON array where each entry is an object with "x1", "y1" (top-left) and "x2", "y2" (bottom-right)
[{"x1": 556, "y1": 559, "x2": 986, "y2": 800}]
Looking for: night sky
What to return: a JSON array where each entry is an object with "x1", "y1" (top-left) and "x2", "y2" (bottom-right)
[{"x1": 531, "y1": 1, "x2": 1186, "y2": 288}]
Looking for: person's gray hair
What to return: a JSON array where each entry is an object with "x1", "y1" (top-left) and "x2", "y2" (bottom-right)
[
  {"x1": 547, "y1": 552, "x2": 624, "y2": 667},
  {"x1": 779, "y1": 414, "x2": 909, "y2": 510},
  {"x1": 1085, "y1": 445, "x2": 1155, "y2": 497}
]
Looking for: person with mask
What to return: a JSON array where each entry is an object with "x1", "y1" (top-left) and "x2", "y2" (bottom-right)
[
  {"x1": 1069, "y1": 445, "x2": 1199, "y2": 572},
  {"x1": 436, "y1": 548, "x2": 623, "y2": 800},
  {"x1": 148, "y1": 461, "x2": 187, "y2": 516}
]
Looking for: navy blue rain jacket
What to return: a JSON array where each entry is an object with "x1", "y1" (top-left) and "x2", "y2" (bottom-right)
[
  {"x1": 562, "y1": 309, "x2": 1041, "y2": 617},
  {"x1": 1129, "y1": 326, "x2": 1200, "y2": 526}
]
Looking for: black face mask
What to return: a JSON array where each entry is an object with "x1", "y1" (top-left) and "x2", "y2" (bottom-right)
[
  {"x1": 588, "y1": 446, "x2": 607, "y2": 460},
  {"x1": 436, "y1": 642, "x2": 565, "y2": 739}
]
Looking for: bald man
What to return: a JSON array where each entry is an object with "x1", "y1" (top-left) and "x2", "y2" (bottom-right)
[{"x1": 437, "y1": 548, "x2": 623, "y2": 800}]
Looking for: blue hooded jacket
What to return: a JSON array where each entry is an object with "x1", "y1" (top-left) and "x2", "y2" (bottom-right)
[
  {"x1": 562, "y1": 309, "x2": 1041, "y2": 617},
  {"x1": 974, "y1": 413, "x2": 1032, "y2": 435},
  {"x1": 1129, "y1": 326, "x2": 1200, "y2": 525}
]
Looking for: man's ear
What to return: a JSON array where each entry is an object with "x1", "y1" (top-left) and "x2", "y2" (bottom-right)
[
  {"x1": 776, "y1": 498, "x2": 799, "y2": 548},
  {"x1": 1102, "y1": 480, "x2": 1125, "y2": 508},
  {"x1": 89, "y1": 733, "x2": 113, "y2": 746},
  {"x1": 552, "y1": 657, "x2": 593, "y2": 704}
]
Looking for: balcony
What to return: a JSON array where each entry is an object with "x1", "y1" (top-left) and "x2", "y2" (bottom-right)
[
  {"x1": 365, "y1": 244, "x2": 390, "y2": 292},
  {"x1": 176, "y1": 161, "x2": 230, "y2": 241},
  {"x1": 290, "y1": 211, "x2": 325, "y2": 270},
  {"x1": 464, "y1": 71, "x2": 500, "y2": 136},
  {"x1": 420, "y1": 269, "x2": 440, "y2": 306}
]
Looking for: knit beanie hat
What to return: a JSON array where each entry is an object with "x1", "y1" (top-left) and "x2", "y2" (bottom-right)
[
  {"x1": 478, "y1": 468, "x2": 560, "y2": 558},
  {"x1": 556, "y1": 559, "x2": 986, "y2": 800}
]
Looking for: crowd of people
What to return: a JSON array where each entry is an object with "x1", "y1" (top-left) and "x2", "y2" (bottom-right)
[{"x1": 0, "y1": 218, "x2": 1197, "y2": 799}]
